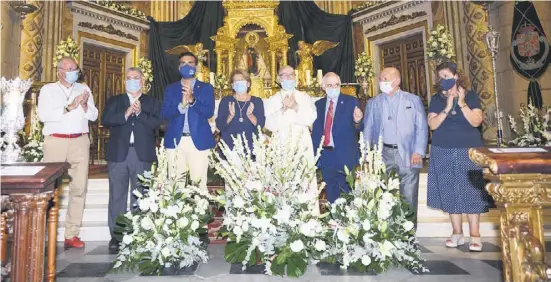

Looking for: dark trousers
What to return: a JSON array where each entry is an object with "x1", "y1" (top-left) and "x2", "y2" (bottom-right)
[
  {"x1": 107, "y1": 147, "x2": 151, "y2": 237},
  {"x1": 320, "y1": 149, "x2": 351, "y2": 203},
  {"x1": 382, "y1": 147, "x2": 420, "y2": 226}
]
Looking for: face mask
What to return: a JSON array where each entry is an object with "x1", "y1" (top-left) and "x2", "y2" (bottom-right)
[
  {"x1": 439, "y1": 78, "x2": 456, "y2": 91},
  {"x1": 232, "y1": 81, "x2": 248, "y2": 95},
  {"x1": 326, "y1": 88, "x2": 340, "y2": 100},
  {"x1": 379, "y1": 81, "x2": 394, "y2": 94},
  {"x1": 65, "y1": 71, "x2": 79, "y2": 84},
  {"x1": 281, "y1": 79, "x2": 296, "y2": 91},
  {"x1": 179, "y1": 64, "x2": 196, "y2": 79},
  {"x1": 126, "y1": 79, "x2": 141, "y2": 93}
]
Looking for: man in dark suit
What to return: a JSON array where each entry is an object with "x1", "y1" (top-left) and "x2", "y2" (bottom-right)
[
  {"x1": 161, "y1": 52, "x2": 215, "y2": 191},
  {"x1": 101, "y1": 67, "x2": 161, "y2": 252},
  {"x1": 312, "y1": 72, "x2": 364, "y2": 203}
]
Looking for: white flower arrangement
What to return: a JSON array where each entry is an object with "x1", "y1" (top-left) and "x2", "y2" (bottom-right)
[
  {"x1": 91, "y1": 1, "x2": 147, "y2": 19},
  {"x1": 354, "y1": 52, "x2": 375, "y2": 80},
  {"x1": 112, "y1": 142, "x2": 215, "y2": 275},
  {"x1": 22, "y1": 108, "x2": 43, "y2": 163},
  {"x1": 426, "y1": 25, "x2": 455, "y2": 65},
  {"x1": 318, "y1": 135, "x2": 427, "y2": 273},
  {"x1": 508, "y1": 103, "x2": 551, "y2": 147},
  {"x1": 53, "y1": 37, "x2": 79, "y2": 68},
  {"x1": 212, "y1": 129, "x2": 326, "y2": 277},
  {"x1": 136, "y1": 57, "x2": 153, "y2": 92}
]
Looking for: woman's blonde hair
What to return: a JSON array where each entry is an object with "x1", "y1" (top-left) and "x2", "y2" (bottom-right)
[
  {"x1": 434, "y1": 61, "x2": 470, "y2": 93},
  {"x1": 229, "y1": 69, "x2": 251, "y2": 93}
]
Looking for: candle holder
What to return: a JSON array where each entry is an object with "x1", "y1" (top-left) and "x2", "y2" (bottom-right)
[
  {"x1": 7, "y1": 1, "x2": 38, "y2": 19},
  {"x1": 0, "y1": 77, "x2": 33, "y2": 163},
  {"x1": 484, "y1": 25, "x2": 504, "y2": 148}
]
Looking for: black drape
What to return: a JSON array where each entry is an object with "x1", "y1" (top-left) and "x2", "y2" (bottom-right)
[
  {"x1": 148, "y1": 1, "x2": 224, "y2": 100},
  {"x1": 278, "y1": 1, "x2": 355, "y2": 82},
  {"x1": 510, "y1": 1, "x2": 550, "y2": 109}
]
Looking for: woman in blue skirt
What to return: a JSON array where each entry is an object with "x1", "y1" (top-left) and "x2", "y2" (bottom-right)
[{"x1": 426, "y1": 61, "x2": 491, "y2": 252}]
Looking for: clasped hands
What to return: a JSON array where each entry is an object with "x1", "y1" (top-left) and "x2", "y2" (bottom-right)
[
  {"x1": 282, "y1": 94, "x2": 298, "y2": 111},
  {"x1": 445, "y1": 86, "x2": 466, "y2": 111},
  {"x1": 181, "y1": 84, "x2": 194, "y2": 106},
  {"x1": 67, "y1": 90, "x2": 90, "y2": 112},
  {"x1": 125, "y1": 99, "x2": 142, "y2": 119}
]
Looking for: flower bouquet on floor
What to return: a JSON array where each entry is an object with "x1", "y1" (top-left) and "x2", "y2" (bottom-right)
[
  {"x1": 112, "y1": 142, "x2": 215, "y2": 276},
  {"x1": 508, "y1": 102, "x2": 551, "y2": 147},
  {"x1": 318, "y1": 135, "x2": 428, "y2": 274},
  {"x1": 212, "y1": 130, "x2": 327, "y2": 277},
  {"x1": 22, "y1": 107, "x2": 44, "y2": 162}
]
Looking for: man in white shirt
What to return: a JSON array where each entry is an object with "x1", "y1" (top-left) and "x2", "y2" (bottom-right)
[
  {"x1": 38, "y1": 56, "x2": 98, "y2": 249},
  {"x1": 265, "y1": 66, "x2": 319, "y2": 207}
]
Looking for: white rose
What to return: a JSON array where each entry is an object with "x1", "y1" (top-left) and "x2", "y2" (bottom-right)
[
  {"x1": 233, "y1": 225, "x2": 243, "y2": 236},
  {"x1": 150, "y1": 202, "x2": 159, "y2": 213},
  {"x1": 361, "y1": 255, "x2": 372, "y2": 266},
  {"x1": 191, "y1": 220, "x2": 200, "y2": 231},
  {"x1": 337, "y1": 229, "x2": 350, "y2": 243},
  {"x1": 362, "y1": 219, "x2": 371, "y2": 231},
  {"x1": 314, "y1": 240, "x2": 326, "y2": 251},
  {"x1": 122, "y1": 235, "x2": 133, "y2": 245},
  {"x1": 353, "y1": 198, "x2": 363, "y2": 208},
  {"x1": 432, "y1": 42, "x2": 438, "y2": 48},
  {"x1": 140, "y1": 217, "x2": 154, "y2": 230},
  {"x1": 233, "y1": 196, "x2": 245, "y2": 209},
  {"x1": 290, "y1": 240, "x2": 304, "y2": 253},
  {"x1": 403, "y1": 221, "x2": 414, "y2": 232},
  {"x1": 177, "y1": 217, "x2": 189, "y2": 228},
  {"x1": 161, "y1": 247, "x2": 171, "y2": 257}
]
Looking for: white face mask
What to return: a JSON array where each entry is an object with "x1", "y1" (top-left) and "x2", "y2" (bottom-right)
[{"x1": 379, "y1": 80, "x2": 394, "y2": 94}]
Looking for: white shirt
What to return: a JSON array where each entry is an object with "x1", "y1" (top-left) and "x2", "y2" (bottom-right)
[
  {"x1": 37, "y1": 82, "x2": 98, "y2": 135},
  {"x1": 127, "y1": 93, "x2": 142, "y2": 143}
]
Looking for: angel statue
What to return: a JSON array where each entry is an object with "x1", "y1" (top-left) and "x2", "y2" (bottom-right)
[
  {"x1": 166, "y1": 42, "x2": 211, "y2": 83},
  {"x1": 237, "y1": 31, "x2": 271, "y2": 81},
  {"x1": 296, "y1": 40, "x2": 339, "y2": 87}
]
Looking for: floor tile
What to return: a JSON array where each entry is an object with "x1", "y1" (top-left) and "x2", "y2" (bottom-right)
[
  {"x1": 410, "y1": 260, "x2": 470, "y2": 275},
  {"x1": 316, "y1": 262, "x2": 377, "y2": 276},
  {"x1": 57, "y1": 262, "x2": 114, "y2": 277},
  {"x1": 85, "y1": 245, "x2": 116, "y2": 256},
  {"x1": 481, "y1": 260, "x2": 503, "y2": 271},
  {"x1": 417, "y1": 244, "x2": 433, "y2": 253}
]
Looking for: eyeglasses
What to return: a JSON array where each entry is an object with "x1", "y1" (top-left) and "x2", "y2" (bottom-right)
[
  {"x1": 325, "y1": 83, "x2": 340, "y2": 89},
  {"x1": 278, "y1": 73, "x2": 295, "y2": 79}
]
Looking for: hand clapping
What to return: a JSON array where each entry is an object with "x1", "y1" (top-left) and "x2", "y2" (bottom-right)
[
  {"x1": 353, "y1": 106, "x2": 363, "y2": 123},
  {"x1": 132, "y1": 99, "x2": 141, "y2": 115},
  {"x1": 283, "y1": 94, "x2": 297, "y2": 111},
  {"x1": 247, "y1": 103, "x2": 254, "y2": 116},
  {"x1": 182, "y1": 84, "x2": 194, "y2": 105}
]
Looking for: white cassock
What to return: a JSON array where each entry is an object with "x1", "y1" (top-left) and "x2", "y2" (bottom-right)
[{"x1": 265, "y1": 89, "x2": 319, "y2": 213}]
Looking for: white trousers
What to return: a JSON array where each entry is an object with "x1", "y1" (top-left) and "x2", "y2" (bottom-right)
[{"x1": 167, "y1": 136, "x2": 210, "y2": 192}]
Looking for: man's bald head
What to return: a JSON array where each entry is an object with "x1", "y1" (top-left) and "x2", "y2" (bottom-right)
[
  {"x1": 322, "y1": 72, "x2": 341, "y2": 89},
  {"x1": 378, "y1": 67, "x2": 401, "y2": 94},
  {"x1": 279, "y1": 65, "x2": 294, "y2": 76}
]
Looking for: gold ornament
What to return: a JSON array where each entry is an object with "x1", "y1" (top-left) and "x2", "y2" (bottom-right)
[{"x1": 296, "y1": 40, "x2": 338, "y2": 87}]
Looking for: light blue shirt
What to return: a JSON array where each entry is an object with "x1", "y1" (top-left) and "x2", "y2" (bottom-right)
[
  {"x1": 382, "y1": 91, "x2": 401, "y2": 145},
  {"x1": 324, "y1": 95, "x2": 339, "y2": 147},
  {"x1": 177, "y1": 79, "x2": 196, "y2": 134}
]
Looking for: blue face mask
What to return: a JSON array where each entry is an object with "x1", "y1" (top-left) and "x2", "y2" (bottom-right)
[
  {"x1": 126, "y1": 79, "x2": 141, "y2": 93},
  {"x1": 65, "y1": 71, "x2": 79, "y2": 84},
  {"x1": 232, "y1": 81, "x2": 248, "y2": 95},
  {"x1": 326, "y1": 88, "x2": 340, "y2": 100},
  {"x1": 439, "y1": 78, "x2": 456, "y2": 91},
  {"x1": 179, "y1": 64, "x2": 196, "y2": 79},
  {"x1": 281, "y1": 79, "x2": 296, "y2": 91}
]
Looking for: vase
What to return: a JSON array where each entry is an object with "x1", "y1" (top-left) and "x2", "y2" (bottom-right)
[{"x1": 0, "y1": 77, "x2": 33, "y2": 163}]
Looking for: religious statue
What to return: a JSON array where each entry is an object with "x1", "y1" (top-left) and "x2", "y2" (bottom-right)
[
  {"x1": 237, "y1": 32, "x2": 271, "y2": 81},
  {"x1": 296, "y1": 40, "x2": 339, "y2": 87},
  {"x1": 166, "y1": 42, "x2": 211, "y2": 83}
]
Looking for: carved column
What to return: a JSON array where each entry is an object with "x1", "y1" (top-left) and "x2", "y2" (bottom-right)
[
  {"x1": 9, "y1": 194, "x2": 34, "y2": 281},
  {"x1": 215, "y1": 49, "x2": 223, "y2": 76},
  {"x1": 41, "y1": 1, "x2": 64, "y2": 81},
  {"x1": 442, "y1": 1, "x2": 468, "y2": 73},
  {"x1": 282, "y1": 50, "x2": 288, "y2": 68},
  {"x1": 151, "y1": 1, "x2": 180, "y2": 22},
  {"x1": 45, "y1": 188, "x2": 60, "y2": 282},
  {"x1": 228, "y1": 51, "x2": 235, "y2": 77},
  {"x1": 18, "y1": 0, "x2": 44, "y2": 81},
  {"x1": 28, "y1": 193, "x2": 52, "y2": 282},
  {"x1": 270, "y1": 50, "x2": 277, "y2": 86},
  {"x1": 0, "y1": 212, "x2": 7, "y2": 263},
  {"x1": 463, "y1": 2, "x2": 496, "y2": 142}
]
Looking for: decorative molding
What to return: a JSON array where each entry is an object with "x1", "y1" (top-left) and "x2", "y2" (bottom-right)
[
  {"x1": 69, "y1": 1, "x2": 149, "y2": 33},
  {"x1": 365, "y1": 11, "x2": 427, "y2": 34},
  {"x1": 355, "y1": 1, "x2": 424, "y2": 25},
  {"x1": 78, "y1": 22, "x2": 139, "y2": 41}
]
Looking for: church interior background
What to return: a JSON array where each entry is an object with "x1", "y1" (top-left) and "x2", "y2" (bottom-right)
[{"x1": 1, "y1": 0, "x2": 551, "y2": 281}]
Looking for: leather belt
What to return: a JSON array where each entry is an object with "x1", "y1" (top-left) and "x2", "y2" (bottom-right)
[
  {"x1": 51, "y1": 133, "x2": 86, "y2": 138},
  {"x1": 323, "y1": 146, "x2": 334, "y2": 151},
  {"x1": 182, "y1": 132, "x2": 191, "y2": 137},
  {"x1": 383, "y1": 143, "x2": 398, "y2": 149}
]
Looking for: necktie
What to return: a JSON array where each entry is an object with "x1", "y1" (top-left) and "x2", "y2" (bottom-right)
[{"x1": 323, "y1": 100, "x2": 334, "y2": 146}]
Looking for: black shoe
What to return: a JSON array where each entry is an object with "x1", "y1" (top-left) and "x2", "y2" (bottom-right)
[{"x1": 108, "y1": 238, "x2": 119, "y2": 253}]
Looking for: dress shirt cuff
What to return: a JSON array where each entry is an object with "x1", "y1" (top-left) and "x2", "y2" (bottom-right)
[
  {"x1": 414, "y1": 150, "x2": 425, "y2": 157},
  {"x1": 189, "y1": 98, "x2": 197, "y2": 107},
  {"x1": 178, "y1": 103, "x2": 188, "y2": 114}
]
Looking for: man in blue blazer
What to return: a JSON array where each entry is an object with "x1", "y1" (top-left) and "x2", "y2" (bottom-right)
[
  {"x1": 312, "y1": 72, "x2": 364, "y2": 203},
  {"x1": 363, "y1": 67, "x2": 428, "y2": 227},
  {"x1": 102, "y1": 67, "x2": 162, "y2": 251},
  {"x1": 161, "y1": 52, "x2": 215, "y2": 191}
]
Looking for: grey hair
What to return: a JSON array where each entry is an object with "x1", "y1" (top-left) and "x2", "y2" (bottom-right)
[
  {"x1": 126, "y1": 67, "x2": 143, "y2": 78},
  {"x1": 322, "y1": 72, "x2": 341, "y2": 86},
  {"x1": 278, "y1": 65, "x2": 294, "y2": 75},
  {"x1": 57, "y1": 56, "x2": 78, "y2": 69}
]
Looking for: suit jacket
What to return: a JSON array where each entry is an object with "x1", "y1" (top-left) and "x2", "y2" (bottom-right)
[
  {"x1": 362, "y1": 89, "x2": 428, "y2": 168},
  {"x1": 101, "y1": 93, "x2": 162, "y2": 163},
  {"x1": 312, "y1": 94, "x2": 364, "y2": 172},
  {"x1": 161, "y1": 80, "x2": 215, "y2": 150}
]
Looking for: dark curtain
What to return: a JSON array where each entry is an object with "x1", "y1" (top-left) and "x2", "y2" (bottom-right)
[
  {"x1": 278, "y1": 1, "x2": 355, "y2": 82},
  {"x1": 510, "y1": 1, "x2": 550, "y2": 109},
  {"x1": 148, "y1": 1, "x2": 224, "y2": 100}
]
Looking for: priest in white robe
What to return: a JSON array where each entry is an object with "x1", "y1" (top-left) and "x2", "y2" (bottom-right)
[{"x1": 265, "y1": 66, "x2": 319, "y2": 212}]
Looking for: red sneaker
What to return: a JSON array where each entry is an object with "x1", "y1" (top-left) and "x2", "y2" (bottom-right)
[{"x1": 64, "y1": 237, "x2": 85, "y2": 249}]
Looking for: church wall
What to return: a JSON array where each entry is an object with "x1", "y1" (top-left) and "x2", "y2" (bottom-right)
[
  {"x1": 488, "y1": 1, "x2": 551, "y2": 140},
  {"x1": 1, "y1": 4, "x2": 22, "y2": 79}
]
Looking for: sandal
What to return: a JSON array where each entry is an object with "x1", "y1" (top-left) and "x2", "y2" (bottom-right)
[
  {"x1": 469, "y1": 236, "x2": 483, "y2": 252},
  {"x1": 445, "y1": 234, "x2": 464, "y2": 248}
]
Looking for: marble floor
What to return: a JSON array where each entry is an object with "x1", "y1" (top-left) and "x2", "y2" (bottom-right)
[{"x1": 3, "y1": 237, "x2": 521, "y2": 282}]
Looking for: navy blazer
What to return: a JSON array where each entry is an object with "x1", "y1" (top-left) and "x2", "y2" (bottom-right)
[
  {"x1": 161, "y1": 80, "x2": 215, "y2": 150},
  {"x1": 312, "y1": 94, "x2": 364, "y2": 172},
  {"x1": 101, "y1": 94, "x2": 162, "y2": 163}
]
